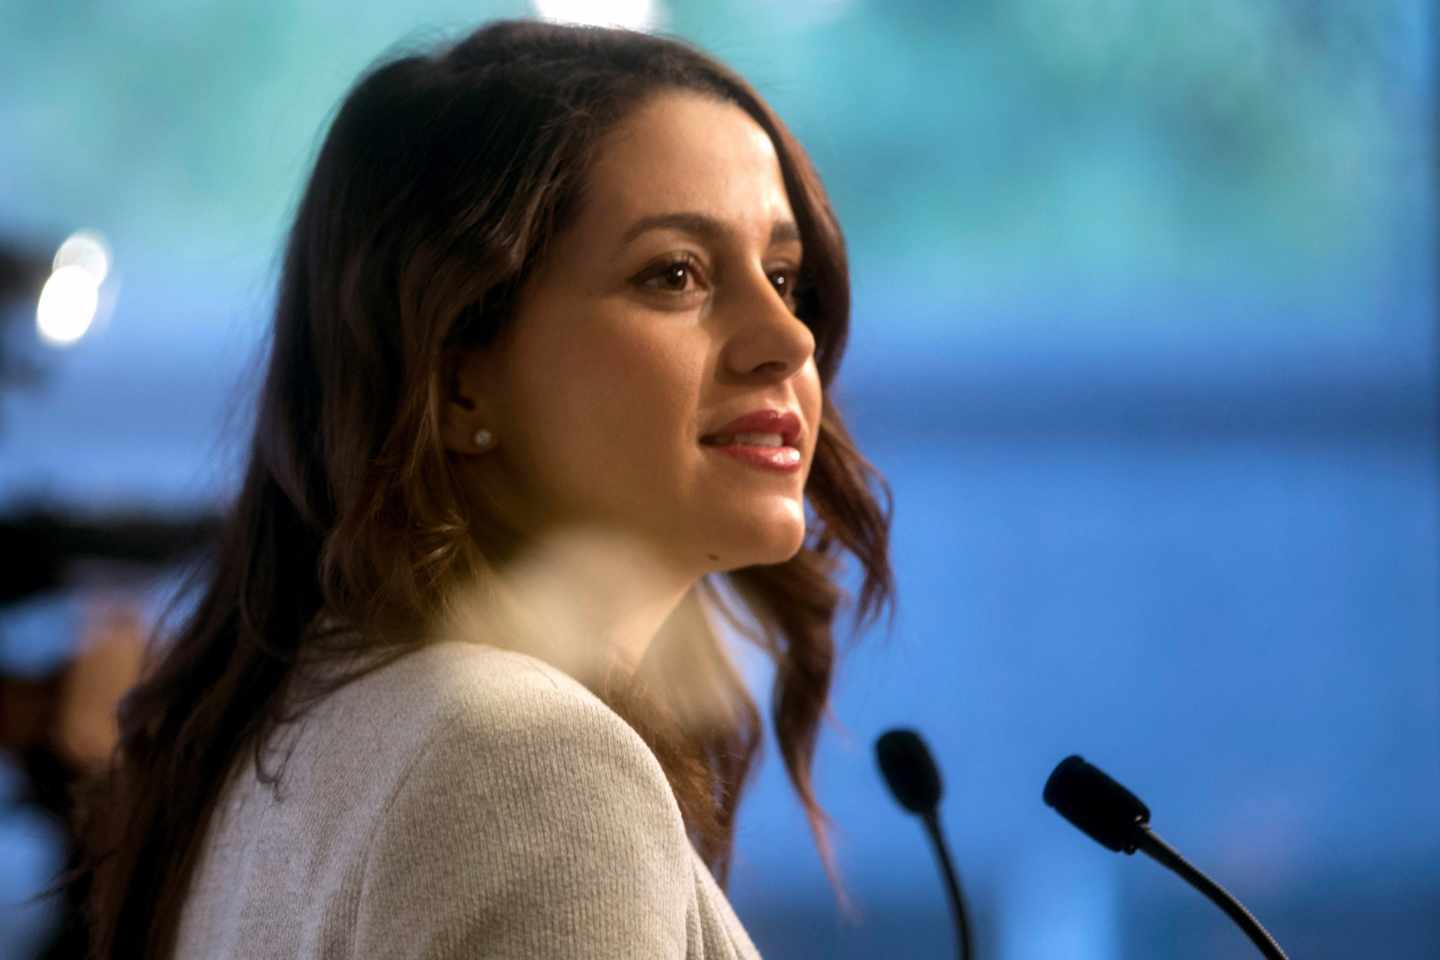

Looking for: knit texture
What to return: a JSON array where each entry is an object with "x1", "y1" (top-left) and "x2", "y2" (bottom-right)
[{"x1": 172, "y1": 640, "x2": 763, "y2": 959}]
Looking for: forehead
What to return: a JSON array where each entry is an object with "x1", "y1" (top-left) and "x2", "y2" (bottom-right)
[{"x1": 577, "y1": 91, "x2": 796, "y2": 240}]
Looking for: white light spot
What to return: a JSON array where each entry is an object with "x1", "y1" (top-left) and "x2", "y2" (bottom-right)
[
  {"x1": 52, "y1": 229, "x2": 111, "y2": 285},
  {"x1": 36, "y1": 265, "x2": 100, "y2": 347},
  {"x1": 532, "y1": 0, "x2": 664, "y2": 32}
]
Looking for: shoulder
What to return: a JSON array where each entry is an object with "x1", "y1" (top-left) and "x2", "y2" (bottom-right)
[
  {"x1": 315, "y1": 638, "x2": 629, "y2": 745},
  {"x1": 349, "y1": 637, "x2": 604, "y2": 709},
  {"x1": 335, "y1": 639, "x2": 676, "y2": 821},
  {"x1": 348, "y1": 641, "x2": 693, "y2": 958},
  {"x1": 376, "y1": 640, "x2": 675, "y2": 814}
]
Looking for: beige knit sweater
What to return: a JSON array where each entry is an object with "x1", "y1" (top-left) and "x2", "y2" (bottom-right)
[{"x1": 172, "y1": 640, "x2": 763, "y2": 959}]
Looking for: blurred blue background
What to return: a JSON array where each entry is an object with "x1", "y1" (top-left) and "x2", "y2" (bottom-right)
[{"x1": 1, "y1": 1, "x2": 1435, "y2": 957}]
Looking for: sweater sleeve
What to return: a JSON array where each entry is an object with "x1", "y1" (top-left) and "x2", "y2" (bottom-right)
[{"x1": 350, "y1": 679, "x2": 693, "y2": 959}]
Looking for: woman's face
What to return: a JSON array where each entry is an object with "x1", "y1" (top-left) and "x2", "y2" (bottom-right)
[{"x1": 447, "y1": 90, "x2": 822, "y2": 576}]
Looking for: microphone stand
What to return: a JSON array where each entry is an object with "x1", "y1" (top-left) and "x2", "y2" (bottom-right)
[
  {"x1": 919, "y1": 809, "x2": 971, "y2": 960},
  {"x1": 1043, "y1": 753, "x2": 1292, "y2": 960},
  {"x1": 875, "y1": 729, "x2": 973, "y2": 960},
  {"x1": 1135, "y1": 825, "x2": 1288, "y2": 960}
]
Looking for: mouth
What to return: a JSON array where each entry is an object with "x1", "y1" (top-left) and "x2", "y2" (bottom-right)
[
  {"x1": 699, "y1": 435, "x2": 804, "y2": 471},
  {"x1": 699, "y1": 432, "x2": 798, "y2": 450},
  {"x1": 699, "y1": 409, "x2": 804, "y2": 450}
]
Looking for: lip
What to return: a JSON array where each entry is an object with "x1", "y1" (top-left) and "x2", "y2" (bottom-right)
[
  {"x1": 700, "y1": 409, "x2": 804, "y2": 448},
  {"x1": 704, "y1": 443, "x2": 804, "y2": 473}
]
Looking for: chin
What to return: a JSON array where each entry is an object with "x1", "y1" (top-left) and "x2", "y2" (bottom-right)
[{"x1": 707, "y1": 517, "x2": 807, "y2": 571}]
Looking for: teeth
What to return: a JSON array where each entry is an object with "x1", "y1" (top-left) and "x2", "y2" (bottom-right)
[{"x1": 709, "y1": 432, "x2": 785, "y2": 447}]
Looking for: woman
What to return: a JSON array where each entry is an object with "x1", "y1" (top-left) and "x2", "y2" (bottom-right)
[{"x1": 76, "y1": 17, "x2": 893, "y2": 959}]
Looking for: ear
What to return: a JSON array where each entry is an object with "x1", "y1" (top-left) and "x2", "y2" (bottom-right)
[{"x1": 439, "y1": 347, "x2": 501, "y2": 456}]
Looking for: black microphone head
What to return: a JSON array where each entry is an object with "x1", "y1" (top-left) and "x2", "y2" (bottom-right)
[
  {"x1": 1043, "y1": 754, "x2": 1151, "y2": 854},
  {"x1": 875, "y1": 728, "x2": 942, "y2": 816}
]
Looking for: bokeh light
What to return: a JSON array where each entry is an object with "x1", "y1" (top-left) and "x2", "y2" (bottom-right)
[
  {"x1": 51, "y1": 230, "x2": 110, "y2": 285},
  {"x1": 35, "y1": 265, "x2": 99, "y2": 347},
  {"x1": 531, "y1": 0, "x2": 662, "y2": 31}
]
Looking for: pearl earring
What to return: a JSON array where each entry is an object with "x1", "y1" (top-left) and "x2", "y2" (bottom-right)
[{"x1": 473, "y1": 428, "x2": 495, "y2": 451}]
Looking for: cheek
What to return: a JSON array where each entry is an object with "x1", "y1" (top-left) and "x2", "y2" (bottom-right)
[
  {"x1": 801, "y1": 358, "x2": 822, "y2": 411},
  {"x1": 603, "y1": 339, "x2": 700, "y2": 459},
  {"x1": 797, "y1": 361, "x2": 823, "y2": 440},
  {"x1": 517, "y1": 324, "x2": 700, "y2": 473}
]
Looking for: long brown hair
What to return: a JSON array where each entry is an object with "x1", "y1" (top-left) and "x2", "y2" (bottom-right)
[{"x1": 73, "y1": 18, "x2": 894, "y2": 958}]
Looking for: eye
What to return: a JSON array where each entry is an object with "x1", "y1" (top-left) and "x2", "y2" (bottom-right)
[
  {"x1": 769, "y1": 267, "x2": 801, "y2": 311},
  {"x1": 635, "y1": 255, "x2": 812, "y2": 317},
  {"x1": 637, "y1": 254, "x2": 705, "y2": 296}
]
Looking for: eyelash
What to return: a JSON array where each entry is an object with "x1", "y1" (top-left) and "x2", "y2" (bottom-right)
[{"x1": 638, "y1": 253, "x2": 807, "y2": 313}]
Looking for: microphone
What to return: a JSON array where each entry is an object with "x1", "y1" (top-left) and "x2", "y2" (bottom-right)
[
  {"x1": 1043, "y1": 754, "x2": 1290, "y2": 960},
  {"x1": 875, "y1": 729, "x2": 972, "y2": 960}
]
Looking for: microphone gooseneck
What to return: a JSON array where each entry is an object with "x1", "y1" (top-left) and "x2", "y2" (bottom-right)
[
  {"x1": 875, "y1": 729, "x2": 972, "y2": 960},
  {"x1": 1043, "y1": 754, "x2": 1290, "y2": 960}
]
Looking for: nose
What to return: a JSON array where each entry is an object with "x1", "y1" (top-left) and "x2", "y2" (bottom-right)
[{"x1": 720, "y1": 266, "x2": 817, "y2": 380}]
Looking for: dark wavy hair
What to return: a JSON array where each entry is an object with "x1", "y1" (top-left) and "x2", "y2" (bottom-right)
[{"x1": 70, "y1": 18, "x2": 894, "y2": 958}]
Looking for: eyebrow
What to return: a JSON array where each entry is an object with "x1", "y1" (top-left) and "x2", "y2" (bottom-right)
[{"x1": 619, "y1": 211, "x2": 802, "y2": 251}]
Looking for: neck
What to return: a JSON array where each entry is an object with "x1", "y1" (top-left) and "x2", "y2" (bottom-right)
[{"x1": 458, "y1": 523, "x2": 695, "y2": 690}]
